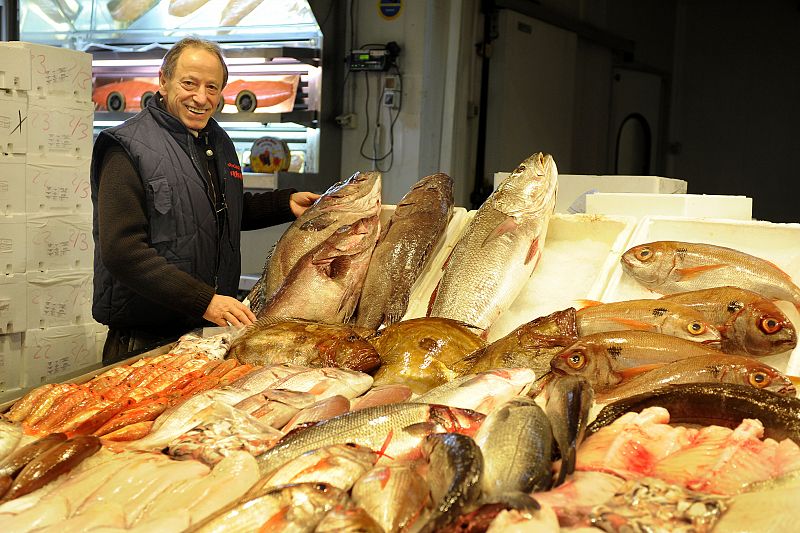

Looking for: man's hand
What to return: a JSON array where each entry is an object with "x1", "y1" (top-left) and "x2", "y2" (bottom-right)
[
  {"x1": 203, "y1": 294, "x2": 257, "y2": 327},
  {"x1": 290, "y1": 191, "x2": 321, "y2": 217}
]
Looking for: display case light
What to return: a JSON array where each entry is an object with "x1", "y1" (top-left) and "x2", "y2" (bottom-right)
[{"x1": 93, "y1": 59, "x2": 163, "y2": 67}]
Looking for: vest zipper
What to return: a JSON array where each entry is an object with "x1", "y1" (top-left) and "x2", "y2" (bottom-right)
[{"x1": 189, "y1": 134, "x2": 222, "y2": 289}]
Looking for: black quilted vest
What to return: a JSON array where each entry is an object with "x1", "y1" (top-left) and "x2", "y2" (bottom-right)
[{"x1": 90, "y1": 96, "x2": 243, "y2": 330}]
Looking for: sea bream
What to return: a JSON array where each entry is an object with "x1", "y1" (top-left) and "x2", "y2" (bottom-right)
[
  {"x1": 259, "y1": 215, "x2": 380, "y2": 323},
  {"x1": 621, "y1": 240, "x2": 800, "y2": 311},
  {"x1": 248, "y1": 170, "x2": 382, "y2": 313},
  {"x1": 429, "y1": 153, "x2": 558, "y2": 335},
  {"x1": 355, "y1": 172, "x2": 454, "y2": 330}
]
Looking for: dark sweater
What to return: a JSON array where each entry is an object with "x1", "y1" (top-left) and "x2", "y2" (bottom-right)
[{"x1": 97, "y1": 144, "x2": 295, "y2": 320}]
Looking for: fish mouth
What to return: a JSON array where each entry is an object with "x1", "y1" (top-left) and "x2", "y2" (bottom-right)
[
  {"x1": 777, "y1": 384, "x2": 798, "y2": 396},
  {"x1": 701, "y1": 339, "x2": 723, "y2": 348}
]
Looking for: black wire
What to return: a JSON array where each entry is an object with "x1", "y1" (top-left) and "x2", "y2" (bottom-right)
[
  {"x1": 357, "y1": 61, "x2": 401, "y2": 172},
  {"x1": 358, "y1": 71, "x2": 373, "y2": 162}
]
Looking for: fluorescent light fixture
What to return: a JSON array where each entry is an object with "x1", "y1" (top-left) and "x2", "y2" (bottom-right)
[{"x1": 93, "y1": 59, "x2": 163, "y2": 67}]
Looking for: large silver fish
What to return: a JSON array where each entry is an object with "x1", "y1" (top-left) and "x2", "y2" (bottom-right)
[
  {"x1": 249, "y1": 171, "x2": 382, "y2": 314},
  {"x1": 355, "y1": 172, "x2": 454, "y2": 330},
  {"x1": 429, "y1": 153, "x2": 558, "y2": 334},
  {"x1": 260, "y1": 215, "x2": 380, "y2": 323}
]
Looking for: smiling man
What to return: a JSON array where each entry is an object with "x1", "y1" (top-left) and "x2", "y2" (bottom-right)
[{"x1": 90, "y1": 37, "x2": 319, "y2": 364}]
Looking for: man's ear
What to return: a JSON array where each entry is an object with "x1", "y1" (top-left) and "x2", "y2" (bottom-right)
[{"x1": 158, "y1": 70, "x2": 167, "y2": 90}]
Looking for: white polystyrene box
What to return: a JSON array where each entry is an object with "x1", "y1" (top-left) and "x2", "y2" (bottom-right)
[
  {"x1": 0, "y1": 89, "x2": 28, "y2": 154},
  {"x1": 26, "y1": 99, "x2": 94, "y2": 158},
  {"x1": 22, "y1": 323, "x2": 101, "y2": 387},
  {"x1": 586, "y1": 193, "x2": 753, "y2": 220},
  {"x1": 26, "y1": 154, "x2": 91, "y2": 213},
  {"x1": 26, "y1": 269, "x2": 93, "y2": 329},
  {"x1": 0, "y1": 214, "x2": 27, "y2": 274},
  {"x1": 95, "y1": 323, "x2": 109, "y2": 361},
  {"x1": 602, "y1": 215, "x2": 800, "y2": 376},
  {"x1": 26, "y1": 213, "x2": 93, "y2": 271},
  {"x1": 3, "y1": 42, "x2": 92, "y2": 103},
  {"x1": 488, "y1": 213, "x2": 638, "y2": 341},
  {"x1": 0, "y1": 274, "x2": 27, "y2": 334},
  {"x1": 0, "y1": 333, "x2": 23, "y2": 394},
  {"x1": 0, "y1": 45, "x2": 32, "y2": 91},
  {"x1": 0, "y1": 153, "x2": 26, "y2": 215}
]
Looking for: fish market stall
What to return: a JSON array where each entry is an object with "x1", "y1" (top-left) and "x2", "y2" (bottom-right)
[{"x1": 2, "y1": 154, "x2": 800, "y2": 531}]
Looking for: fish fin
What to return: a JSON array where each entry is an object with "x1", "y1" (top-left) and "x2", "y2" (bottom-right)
[
  {"x1": 554, "y1": 446, "x2": 576, "y2": 487},
  {"x1": 788, "y1": 375, "x2": 800, "y2": 386},
  {"x1": 426, "y1": 282, "x2": 440, "y2": 317},
  {"x1": 617, "y1": 363, "x2": 665, "y2": 380},
  {"x1": 762, "y1": 259, "x2": 795, "y2": 281},
  {"x1": 482, "y1": 216, "x2": 519, "y2": 248},
  {"x1": 609, "y1": 318, "x2": 657, "y2": 331},
  {"x1": 525, "y1": 236, "x2": 541, "y2": 265},
  {"x1": 576, "y1": 299, "x2": 603, "y2": 310},
  {"x1": 299, "y1": 212, "x2": 337, "y2": 231},
  {"x1": 675, "y1": 264, "x2": 727, "y2": 280},
  {"x1": 441, "y1": 247, "x2": 456, "y2": 271},
  {"x1": 404, "y1": 422, "x2": 439, "y2": 438},
  {"x1": 481, "y1": 492, "x2": 541, "y2": 513}
]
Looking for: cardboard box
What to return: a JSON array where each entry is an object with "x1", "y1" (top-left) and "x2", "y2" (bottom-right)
[
  {"x1": 0, "y1": 45, "x2": 32, "y2": 91},
  {"x1": 26, "y1": 154, "x2": 91, "y2": 213},
  {"x1": 0, "y1": 214, "x2": 26, "y2": 274},
  {"x1": 26, "y1": 269, "x2": 93, "y2": 329},
  {"x1": 0, "y1": 89, "x2": 28, "y2": 154},
  {"x1": 1, "y1": 42, "x2": 92, "y2": 102},
  {"x1": 0, "y1": 274, "x2": 27, "y2": 334},
  {"x1": 586, "y1": 193, "x2": 753, "y2": 220},
  {"x1": 0, "y1": 153, "x2": 26, "y2": 215},
  {"x1": 26, "y1": 213, "x2": 93, "y2": 271},
  {"x1": 0, "y1": 333, "x2": 23, "y2": 393},
  {"x1": 27, "y1": 99, "x2": 94, "y2": 158},
  {"x1": 22, "y1": 323, "x2": 101, "y2": 387}
]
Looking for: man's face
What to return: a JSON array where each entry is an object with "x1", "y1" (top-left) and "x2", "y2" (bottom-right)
[{"x1": 159, "y1": 47, "x2": 223, "y2": 131}]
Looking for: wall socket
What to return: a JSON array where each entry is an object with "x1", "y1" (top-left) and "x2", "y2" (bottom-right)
[{"x1": 335, "y1": 113, "x2": 358, "y2": 129}]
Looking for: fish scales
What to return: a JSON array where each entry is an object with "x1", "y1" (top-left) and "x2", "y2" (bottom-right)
[
  {"x1": 429, "y1": 153, "x2": 558, "y2": 333},
  {"x1": 356, "y1": 173, "x2": 454, "y2": 330}
]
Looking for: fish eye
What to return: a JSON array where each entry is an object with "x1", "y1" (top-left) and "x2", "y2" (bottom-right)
[
  {"x1": 566, "y1": 352, "x2": 586, "y2": 370},
  {"x1": 347, "y1": 334, "x2": 359, "y2": 342},
  {"x1": 345, "y1": 442, "x2": 358, "y2": 448},
  {"x1": 634, "y1": 247, "x2": 652, "y2": 261},
  {"x1": 760, "y1": 317, "x2": 782, "y2": 334},
  {"x1": 749, "y1": 372, "x2": 770, "y2": 388},
  {"x1": 687, "y1": 321, "x2": 706, "y2": 335}
]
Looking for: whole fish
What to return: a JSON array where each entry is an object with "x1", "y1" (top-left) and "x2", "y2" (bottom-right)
[
  {"x1": 550, "y1": 330, "x2": 731, "y2": 391},
  {"x1": 4, "y1": 384, "x2": 56, "y2": 423},
  {"x1": 463, "y1": 307, "x2": 578, "y2": 376},
  {"x1": 250, "y1": 170, "x2": 382, "y2": 312},
  {"x1": 356, "y1": 172, "x2": 455, "y2": 330},
  {"x1": 429, "y1": 152, "x2": 558, "y2": 334},
  {"x1": 620, "y1": 240, "x2": 800, "y2": 311},
  {"x1": 267, "y1": 367, "x2": 374, "y2": 400},
  {"x1": 660, "y1": 286, "x2": 797, "y2": 356},
  {"x1": 281, "y1": 395, "x2": 351, "y2": 434},
  {"x1": 370, "y1": 317, "x2": 485, "y2": 394},
  {"x1": 0, "y1": 421, "x2": 22, "y2": 464},
  {"x1": 315, "y1": 504, "x2": 384, "y2": 533},
  {"x1": 576, "y1": 299, "x2": 722, "y2": 345},
  {"x1": 586, "y1": 382, "x2": 800, "y2": 443},
  {"x1": 474, "y1": 397, "x2": 551, "y2": 509},
  {"x1": 188, "y1": 482, "x2": 348, "y2": 532},
  {"x1": 228, "y1": 318, "x2": 380, "y2": 373},
  {"x1": 0, "y1": 433, "x2": 67, "y2": 478},
  {"x1": 260, "y1": 215, "x2": 381, "y2": 323},
  {"x1": 544, "y1": 375, "x2": 593, "y2": 486},
  {"x1": 350, "y1": 383, "x2": 413, "y2": 411},
  {"x1": 2, "y1": 435, "x2": 101, "y2": 501},
  {"x1": 423, "y1": 432, "x2": 484, "y2": 531},
  {"x1": 248, "y1": 390, "x2": 317, "y2": 429},
  {"x1": 414, "y1": 368, "x2": 537, "y2": 414},
  {"x1": 597, "y1": 354, "x2": 796, "y2": 403},
  {"x1": 256, "y1": 403, "x2": 485, "y2": 476},
  {"x1": 351, "y1": 464, "x2": 431, "y2": 531}
]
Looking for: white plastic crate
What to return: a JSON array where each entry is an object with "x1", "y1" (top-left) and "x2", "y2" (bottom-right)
[
  {"x1": 26, "y1": 212, "x2": 93, "y2": 271},
  {"x1": 0, "y1": 274, "x2": 27, "y2": 334},
  {"x1": 26, "y1": 154, "x2": 91, "y2": 213},
  {"x1": 26, "y1": 269, "x2": 93, "y2": 329},
  {"x1": 586, "y1": 193, "x2": 753, "y2": 220},
  {"x1": 0, "y1": 89, "x2": 28, "y2": 154},
  {"x1": 0, "y1": 45, "x2": 32, "y2": 91},
  {"x1": 0, "y1": 153, "x2": 25, "y2": 215},
  {"x1": 0, "y1": 214, "x2": 27, "y2": 274},
  {"x1": 0, "y1": 333, "x2": 23, "y2": 394},
  {"x1": 1, "y1": 42, "x2": 92, "y2": 102},
  {"x1": 602, "y1": 215, "x2": 800, "y2": 375},
  {"x1": 26, "y1": 98, "x2": 94, "y2": 158},
  {"x1": 22, "y1": 323, "x2": 102, "y2": 387}
]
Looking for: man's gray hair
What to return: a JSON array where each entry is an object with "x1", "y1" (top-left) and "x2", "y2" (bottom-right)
[{"x1": 161, "y1": 37, "x2": 229, "y2": 88}]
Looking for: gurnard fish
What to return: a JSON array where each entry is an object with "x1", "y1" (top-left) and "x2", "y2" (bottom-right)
[
  {"x1": 256, "y1": 402, "x2": 485, "y2": 476},
  {"x1": 227, "y1": 318, "x2": 380, "y2": 373},
  {"x1": 249, "y1": 170, "x2": 382, "y2": 313},
  {"x1": 576, "y1": 299, "x2": 722, "y2": 345},
  {"x1": 355, "y1": 172, "x2": 455, "y2": 330},
  {"x1": 474, "y1": 397, "x2": 551, "y2": 510},
  {"x1": 621, "y1": 240, "x2": 800, "y2": 311},
  {"x1": 660, "y1": 286, "x2": 797, "y2": 356},
  {"x1": 544, "y1": 375, "x2": 594, "y2": 487},
  {"x1": 586, "y1": 382, "x2": 800, "y2": 443},
  {"x1": 259, "y1": 215, "x2": 381, "y2": 323},
  {"x1": 429, "y1": 152, "x2": 558, "y2": 334}
]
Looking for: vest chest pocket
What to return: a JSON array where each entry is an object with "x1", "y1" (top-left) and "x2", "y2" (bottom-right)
[{"x1": 146, "y1": 178, "x2": 177, "y2": 244}]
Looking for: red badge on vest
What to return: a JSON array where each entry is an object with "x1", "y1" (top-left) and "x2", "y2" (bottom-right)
[{"x1": 227, "y1": 162, "x2": 243, "y2": 180}]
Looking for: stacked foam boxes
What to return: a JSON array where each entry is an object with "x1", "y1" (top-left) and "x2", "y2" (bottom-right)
[{"x1": 0, "y1": 42, "x2": 106, "y2": 402}]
